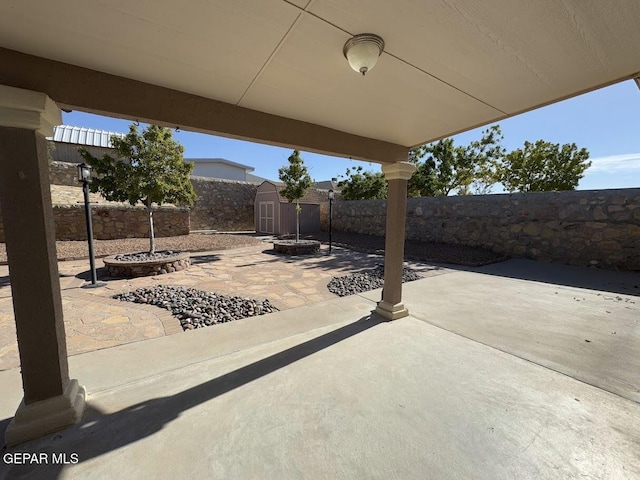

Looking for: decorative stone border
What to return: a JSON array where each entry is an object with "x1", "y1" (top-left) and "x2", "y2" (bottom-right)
[
  {"x1": 273, "y1": 240, "x2": 321, "y2": 255},
  {"x1": 103, "y1": 252, "x2": 190, "y2": 278}
]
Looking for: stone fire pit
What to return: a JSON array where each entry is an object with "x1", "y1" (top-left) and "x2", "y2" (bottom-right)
[
  {"x1": 273, "y1": 239, "x2": 321, "y2": 255},
  {"x1": 103, "y1": 251, "x2": 190, "y2": 278}
]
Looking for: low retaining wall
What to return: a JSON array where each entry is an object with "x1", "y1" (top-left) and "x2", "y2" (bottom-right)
[
  {"x1": 332, "y1": 189, "x2": 640, "y2": 271},
  {"x1": 0, "y1": 203, "x2": 189, "y2": 242},
  {"x1": 103, "y1": 252, "x2": 190, "y2": 277},
  {"x1": 54, "y1": 205, "x2": 189, "y2": 241}
]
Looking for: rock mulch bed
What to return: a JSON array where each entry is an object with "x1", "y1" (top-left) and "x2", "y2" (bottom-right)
[
  {"x1": 114, "y1": 250, "x2": 181, "y2": 262},
  {"x1": 327, "y1": 265, "x2": 422, "y2": 297},
  {"x1": 114, "y1": 285, "x2": 279, "y2": 330}
]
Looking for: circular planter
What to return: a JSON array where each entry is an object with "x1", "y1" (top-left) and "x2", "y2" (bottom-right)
[
  {"x1": 273, "y1": 240, "x2": 321, "y2": 255},
  {"x1": 103, "y1": 251, "x2": 190, "y2": 278}
]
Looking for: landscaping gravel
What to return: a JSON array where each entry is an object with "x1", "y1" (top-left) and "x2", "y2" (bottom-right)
[
  {"x1": 114, "y1": 250, "x2": 181, "y2": 262},
  {"x1": 311, "y1": 231, "x2": 506, "y2": 267},
  {"x1": 327, "y1": 264, "x2": 422, "y2": 297},
  {"x1": 114, "y1": 285, "x2": 278, "y2": 330}
]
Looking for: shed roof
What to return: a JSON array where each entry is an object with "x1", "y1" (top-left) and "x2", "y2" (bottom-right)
[
  {"x1": 258, "y1": 180, "x2": 327, "y2": 205},
  {"x1": 49, "y1": 125, "x2": 124, "y2": 148}
]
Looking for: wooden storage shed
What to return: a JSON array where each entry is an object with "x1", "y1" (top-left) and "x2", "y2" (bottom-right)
[{"x1": 255, "y1": 181, "x2": 324, "y2": 235}]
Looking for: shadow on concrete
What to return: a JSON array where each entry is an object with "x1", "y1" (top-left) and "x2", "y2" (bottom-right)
[
  {"x1": 0, "y1": 314, "x2": 381, "y2": 479},
  {"x1": 260, "y1": 246, "x2": 446, "y2": 277},
  {"x1": 255, "y1": 240, "x2": 639, "y2": 298},
  {"x1": 235, "y1": 254, "x2": 283, "y2": 268},
  {"x1": 0, "y1": 275, "x2": 10, "y2": 289},
  {"x1": 188, "y1": 253, "x2": 222, "y2": 265},
  {"x1": 72, "y1": 267, "x2": 112, "y2": 283},
  {"x1": 448, "y1": 258, "x2": 640, "y2": 297}
]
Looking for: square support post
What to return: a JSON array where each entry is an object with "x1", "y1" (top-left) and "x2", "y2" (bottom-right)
[
  {"x1": 0, "y1": 85, "x2": 85, "y2": 445},
  {"x1": 376, "y1": 161, "x2": 415, "y2": 320}
]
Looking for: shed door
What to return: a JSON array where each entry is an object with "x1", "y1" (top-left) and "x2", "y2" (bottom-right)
[{"x1": 259, "y1": 201, "x2": 274, "y2": 234}]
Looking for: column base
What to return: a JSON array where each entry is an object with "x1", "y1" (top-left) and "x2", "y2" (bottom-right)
[
  {"x1": 5, "y1": 379, "x2": 86, "y2": 446},
  {"x1": 375, "y1": 301, "x2": 409, "y2": 320}
]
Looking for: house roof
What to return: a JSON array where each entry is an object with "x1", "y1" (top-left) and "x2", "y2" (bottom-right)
[
  {"x1": 186, "y1": 158, "x2": 254, "y2": 172},
  {"x1": 258, "y1": 180, "x2": 328, "y2": 205},
  {"x1": 2, "y1": 1, "x2": 640, "y2": 162},
  {"x1": 49, "y1": 125, "x2": 124, "y2": 148},
  {"x1": 246, "y1": 173, "x2": 272, "y2": 184},
  {"x1": 314, "y1": 180, "x2": 340, "y2": 192}
]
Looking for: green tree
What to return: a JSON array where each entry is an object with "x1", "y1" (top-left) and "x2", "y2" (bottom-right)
[
  {"x1": 79, "y1": 124, "x2": 196, "y2": 254},
  {"x1": 459, "y1": 125, "x2": 504, "y2": 195},
  {"x1": 278, "y1": 150, "x2": 313, "y2": 242},
  {"x1": 497, "y1": 140, "x2": 591, "y2": 192},
  {"x1": 337, "y1": 166, "x2": 387, "y2": 200},
  {"x1": 410, "y1": 125, "x2": 504, "y2": 196}
]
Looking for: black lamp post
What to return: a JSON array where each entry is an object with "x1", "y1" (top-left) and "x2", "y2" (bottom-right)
[
  {"x1": 328, "y1": 189, "x2": 334, "y2": 254},
  {"x1": 77, "y1": 163, "x2": 105, "y2": 288}
]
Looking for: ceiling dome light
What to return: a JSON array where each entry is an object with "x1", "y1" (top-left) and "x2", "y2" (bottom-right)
[{"x1": 343, "y1": 34, "x2": 385, "y2": 76}]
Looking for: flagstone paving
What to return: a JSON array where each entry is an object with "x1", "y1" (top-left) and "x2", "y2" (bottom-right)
[{"x1": 0, "y1": 244, "x2": 449, "y2": 370}]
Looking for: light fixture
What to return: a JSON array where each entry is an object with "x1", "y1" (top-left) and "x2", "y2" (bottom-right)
[
  {"x1": 328, "y1": 189, "x2": 335, "y2": 254},
  {"x1": 343, "y1": 34, "x2": 385, "y2": 76},
  {"x1": 77, "y1": 162, "x2": 92, "y2": 183},
  {"x1": 77, "y1": 162, "x2": 105, "y2": 288}
]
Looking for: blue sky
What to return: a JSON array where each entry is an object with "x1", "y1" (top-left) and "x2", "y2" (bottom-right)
[{"x1": 63, "y1": 79, "x2": 640, "y2": 191}]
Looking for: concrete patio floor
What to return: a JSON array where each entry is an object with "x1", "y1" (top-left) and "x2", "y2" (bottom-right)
[{"x1": 0, "y1": 259, "x2": 639, "y2": 479}]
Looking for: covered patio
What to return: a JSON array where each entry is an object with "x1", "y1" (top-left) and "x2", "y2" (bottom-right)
[
  {"x1": 0, "y1": 0, "x2": 639, "y2": 473},
  {"x1": 0, "y1": 259, "x2": 638, "y2": 478}
]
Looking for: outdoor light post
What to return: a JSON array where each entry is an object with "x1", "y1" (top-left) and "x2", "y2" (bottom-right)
[
  {"x1": 328, "y1": 189, "x2": 334, "y2": 254},
  {"x1": 77, "y1": 163, "x2": 105, "y2": 288}
]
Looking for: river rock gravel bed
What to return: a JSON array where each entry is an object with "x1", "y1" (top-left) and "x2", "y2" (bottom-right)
[
  {"x1": 327, "y1": 265, "x2": 422, "y2": 297},
  {"x1": 114, "y1": 250, "x2": 182, "y2": 262},
  {"x1": 114, "y1": 285, "x2": 278, "y2": 330}
]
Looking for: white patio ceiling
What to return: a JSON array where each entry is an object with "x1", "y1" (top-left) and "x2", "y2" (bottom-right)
[{"x1": 1, "y1": 0, "x2": 639, "y2": 150}]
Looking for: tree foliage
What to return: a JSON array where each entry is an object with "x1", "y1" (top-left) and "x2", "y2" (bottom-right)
[
  {"x1": 333, "y1": 124, "x2": 591, "y2": 199},
  {"x1": 337, "y1": 166, "x2": 387, "y2": 200},
  {"x1": 409, "y1": 125, "x2": 505, "y2": 196},
  {"x1": 497, "y1": 140, "x2": 591, "y2": 192},
  {"x1": 278, "y1": 150, "x2": 313, "y2": 242},
  {"x1": 79, "y1": 123, "x2": 196, "y2": 253}
]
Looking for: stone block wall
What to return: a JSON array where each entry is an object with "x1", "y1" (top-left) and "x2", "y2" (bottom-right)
[
  {"x1": 52, "y1": 205, "x2": 190, "y2": 241},
  {"x1": 320, "y1": 202, "x2": 329, "y2": 231},
  {"x1": 49, "y1": 160, "x2": 79, "y2": 186},
  {"x1": 47, "y1": 162, "x2": 260, "y2": 233},
  {"x1": 320, "y1": 195, "x2": 342, "y2": 232},
  {"x1": 332, "y1": 189, "x2": 640, "y2": 271},
  {"x1": 190, "y1": 176, "x2": 257, "y2": 231}
]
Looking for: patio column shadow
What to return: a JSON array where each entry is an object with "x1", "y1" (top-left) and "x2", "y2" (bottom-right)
[{"x1": 1, "y1": 313, "x2": 382, "y2": 479}]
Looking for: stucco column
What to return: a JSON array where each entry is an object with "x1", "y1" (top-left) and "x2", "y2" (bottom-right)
[
  {"x1": 0, "y1": 85, "x2": 85, "y2": 445},
  {"x1": 376, "y1": 161, "x2": 416, "y2": 320}
]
